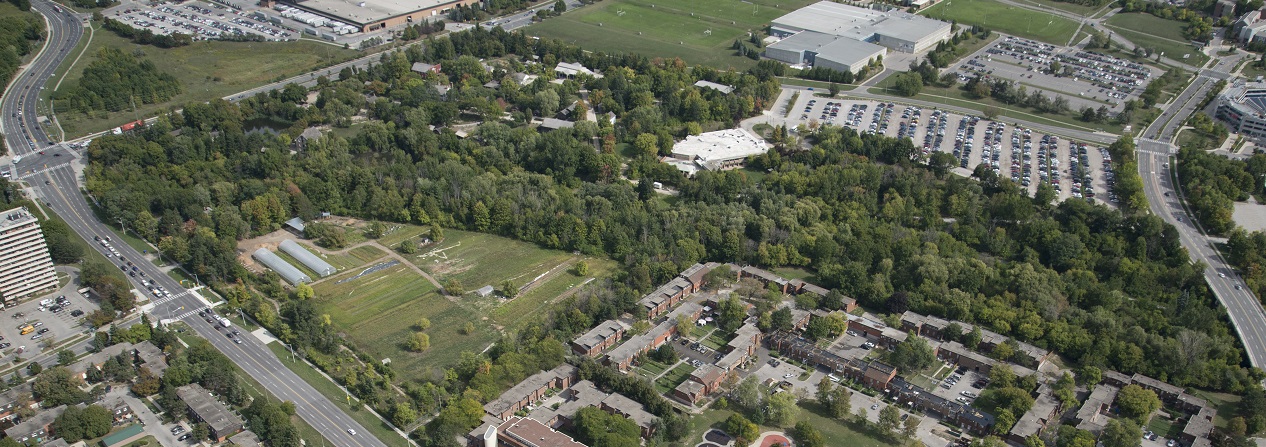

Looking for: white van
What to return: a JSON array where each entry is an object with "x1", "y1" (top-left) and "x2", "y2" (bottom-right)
[{"x1": 39, "y1": 299, "x2": 52, "y2": 306}]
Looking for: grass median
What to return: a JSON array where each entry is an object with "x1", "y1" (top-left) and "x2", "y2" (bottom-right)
[{"x1": 267, "y1": 341, "x2": 408, "y2": 445}]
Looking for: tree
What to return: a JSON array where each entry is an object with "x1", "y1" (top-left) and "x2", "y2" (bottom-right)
[
  {"x1": 766, "y1": 391, "x2": 800, "y2": 426},
  {"x1": 1101, "y1": 418, "x2": 1142, "y2": 447},
  {"x1": 817, "y1": 377, "x2": 852, "y2": 419},
  {"x1": 634, "y1": 133, "x2": 659, "y2": 157},
  {"x1": 193, "y1": 422, "x2": 210, "y2": 442},
  {"x1": 575, "y1": 260, "x2": 589, "y2": 276},
  {"x1": 57, "y1": 350, "x2": 75, "y2": 366},
  {"x1": 890, "y1": 332, "x2": 936, "y2": 372},
  {"x1": 407, "y1": 332, "x2": 431, "y2": 352},
  {"x1": 32, "y1": 367, "x2": 87, "y2": 406},
  {"x1": 732, "y1": 376, "x2": 764, "y2": 411},
  {"x1": 444, "y1": 278, "x2": 465, "y2": 295},
  {"x1": 1116, "y1": 385, "x2": 1161, "y2": 422},
  {"x1": 878, "y1": 405, "x2": 902, "y2": 434},
  {"x1": 724, "y1": 413, "x2": 759, "y2": 444},
  {"x1": 393, "y1": 402, "x2": 418, "y2": 427},
  {"x1": 553, "y1": 0, "x2": 566, "y2": 13},
  {"x1": 1079, "y1": 365, "x2": 1102, "y2": 387},
  {"x1": 893, "y1": 72, "x2": 924, "y2": 96},
  {"x1": 294, "y1": 283, "x2": 314, "y2": 300},
  {"x1": 770, "y1": 307, "x2": 793, "y2": 332},
  {"x1": 903, "y1": 415, "x2": 921, "y2": 439},
  {"x1": 829, "y1": 82, "x2": 840, "y2": 97},
  {"x1": 675, "y1": 315, "x2": 695, "y2": 339},
  {"x1": 462, "y1": 322, "x2": 476, "y2": 335},
  {"x1": 792, "y1": 421, "x2": 825, "y2": 447},
  {"x1": 717, "y1": 295, "x2": 748, "y2": 332},
  {"x1": 416, "y1": 318, "x2": 431, "y2": 331},
  {"x1": 500, "y1": 280, "x2": 518, "y2": 298}
]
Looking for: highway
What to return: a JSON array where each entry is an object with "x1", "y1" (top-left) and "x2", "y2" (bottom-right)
[
  {"x1": 0, "y1": 1, "x2": 389, "y2": 446},
  {"x1": 1134, "y1": 53, "x2": 1266, "y2": 368}
]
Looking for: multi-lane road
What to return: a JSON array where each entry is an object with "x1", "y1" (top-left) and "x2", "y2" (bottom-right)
[
  {"x1": 1134, "y1": 53, "x2": 1266, "y2": 368},
  {"x1": 0, "y1": 1, "x2": 388, "y2": 446}
]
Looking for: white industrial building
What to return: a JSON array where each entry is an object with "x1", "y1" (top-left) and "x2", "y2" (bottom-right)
[
  {"x1": 766, "y1": 1, "x2": 952, "y2": 72},
  {"x1": 0, "y1": 207, "x2": 58, "y2": 305},
  {"x1": 665, "y1": 129, "x2": 770, "y2": 175},
  {"x1": 1216, "y1": 80, "x2": 1266, "y2": 142},
  {"x1": 765, "y1": 31, "x2": 888, "y2": 73}
]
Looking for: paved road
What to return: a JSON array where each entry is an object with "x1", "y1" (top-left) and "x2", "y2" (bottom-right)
[
  {"x1": 0, "y1": 1, "x2": 387, "y2": 446},
  {"x1": 1134, "y1": 53, "x2": 1266, "y2": 368}
]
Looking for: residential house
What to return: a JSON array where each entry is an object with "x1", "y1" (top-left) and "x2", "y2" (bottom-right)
[
  {"x1": 1130, "y1": 373, "x2": 1184, "y2": 404},
  {"x1": 679, "y1": 262, "x2": 717, "y2": 291},
  {"x1": 539, "y1": 118, "x2": 575, "y2": 131},
  {"x1": 176, "y1": 384, "x2": 243, "y2": 442},
  {"x1": 788, "y1": 308, "x2": 812, "y2": 331},
  {"x1": 638, "y1": 277, "x2": 692, "y2": 319},
  {"x1": 889, "y1": 377, "x2": 995, "y2": 435},
  {"x1": 605, "y1": 303, "x2": 702, "y2": 371},
  {"x1": 673, "y1": 364, "x2": 728, "y2": 405},
  {"x1": 4, "y1": 405, "x2": 65, "y2": 444},
  {"x1": 0, "y1": 384, "x2": 32, "y2": 422},
  {"x1": 484, "y1": 364, "x2": 579, "y2": 420},
  {"x1": 528, "y1": 380, "x2": 658, "y2": 438},
  {"x1": 938, "y1": 341, "x2": 997, "y2": 375},
  {"x1": 487, "y1": 417, "x2": 586, "y2": 447},
  {"x1": 133, "y1": 341, "x2": 168, "y2": 375},
  {"x1": 411, "y1": 62, "x2": 442, "y2": 74},
  {"x1": 672, "y1": 380, "x2": 708, "y2": 406},
  {"x1": 738, "y1": 266, "x2": 790, "y2": 293},
  {"x1": 716, "y1": 322, "x2": 761, "y2": 372},
  {"x1": 860, "y1": 361, "x2": 898, "y2": 390},
  {"x1": 1008, "y1": 384, "x2": 1061, "y2": 443},
  {"x1": 1074, "y1": 385, "x2": 1120, "y2": 435},
  {"x1": 229, "y1": 430, "x2": 263, "y2": 447},
  {"x1": 68, "y1": 342, "x2": 134, "y2": 381},
  {"x1": 571, "y1": 320, "x2": 631, "y2": 357},
  {"x1": 554, "y1": 62, "x2": 601, "y2": 79}
]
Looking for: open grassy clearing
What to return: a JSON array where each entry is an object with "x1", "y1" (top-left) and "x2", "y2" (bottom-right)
[
  {"x1": 408, "y1": 229, "x2": 573, "y2": 297},
  {"x1": 312, "y1": 264, "x2": 497, "y2": 379},
  {"x1": 1105, "y1": 26, "x2": 1208, "y2": 68},
  {"x1": 1105, "y1": 13, "x2": 1189, "y2": 42},
  {"x1": 525, "y1": 0, "x2": 816, "y2": 68},
  {"x1": 489, "y1": 255, "x2": 616, "y2": 332},
  {"x1": 267, "y1": 342, "x2": 407, "y2": 445},
  {"x1": 1008, "y1": 0, "x2": 1101, "y2": 17},
  {"x1": 1103, "y1": 14, "x2": 1208, "y2": 67},
  {"x1": 49, "y1": 24, "x2": 359, "y2": 137},
  {"x1": 680, "y1": 406, "x2": 896, "y2": 447},
  {"x1": 654, "y1": 363, "x2": 695, "y2": 394},
  {"x1": 920, "y1": 0, "x2": 1079, "y2": 45}
]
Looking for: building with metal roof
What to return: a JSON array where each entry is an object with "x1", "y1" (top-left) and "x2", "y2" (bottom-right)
[
  {"x1": 278, "y1": 240, "x2": 336, "y2": 277},
  {"x1": 252, "y1": 248, "x2": 311, "y2": 285},
  {"x1": 765, "y1": 31, "x2": 887, "y2": 73},
  {"x1": 1217, "y1": 80, "x2": 1266, "y2": 143},
  {"x1": 769, "y1": 1, "x2": 951, "y2": 54}
]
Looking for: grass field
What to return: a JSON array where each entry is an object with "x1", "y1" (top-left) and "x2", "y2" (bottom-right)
[
  {"x1": 1103, "y1": 13, "x2": 1208, "y2": 67},
  {"x1": 525, "y1": 0, "x2": 817, "y2": 68},
  {"x1": 1008, "y1": 0, "x2": 1102, "y2": 17},
  {"x1": 920, "y1": 0, "x2": 1079, "y2": 45},
  {"x1": 48, "y1": 24, "x2": 359, "y2": 137},
  {"x1": 409, "y1": 229, "x2": 572, "y2": 298},
  {"x1": 267, "y1": 342, "x2": 408, "y2": 445},
  {"x1": 654, "y1": 363, "x2": 695, "y2": 394},
  {"x1": 312, "y1": 263, "x2": 496, "y2": 377},
  {"x1": 680, "y1": 406, "x2": 896, "y2": 447}
]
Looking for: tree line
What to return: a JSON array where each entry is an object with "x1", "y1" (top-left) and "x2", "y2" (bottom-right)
[{"x1": 55, "y1": 47, "x2": 182, "y2": 115}]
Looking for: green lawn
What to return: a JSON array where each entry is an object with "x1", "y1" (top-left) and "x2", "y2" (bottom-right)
[
  {"x1": 489, "y1": 255, "x2": 616, "y2": 332},
  {"x1": 1007, "y1": 0, "x2": 1101, "y2": 17},
  {"x1": 1103, "y1": 14, "x2": 1208, "y2": 67},
  {"x1": 267, "y1": 342, "x2": 408, "y2": 445},
  {"x1": 679, "y1": 406, "x2": 896, "y2": 447},
  {"x1": 525, "y1": 0, "x2": 817, "y2": 68},
  {"x1": 920, "y1": 0, "x2": 1080, "y2": 45},
  {"x1": 1189, "y1": 390, "x2": 1240, "y2": 427},
  {"x1": 49, "y1": 24, "x2": 360, "y2": 137},
  {"x1": 1147, "y1": 413, "x2": 1184, "y2": 439},
  {"x1": 654, "y1": 363, "x2": 696, "y2": 394},
  {"x1": 409, "y1": 229, "x2": 573, "y2": 301},
  {"x1": 312, "y1": 263, "x2": 497, "y2": 377}
]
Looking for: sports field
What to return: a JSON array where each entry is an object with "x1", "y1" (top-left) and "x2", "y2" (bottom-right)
[
  {"x1": 313, "y1": 263, "x2": 495, "y2": 375},
  {"x1": 920, "y1": 0, "x2": 1079, "y2": 45},
  {"x1": 525, "y1": 0, "x2": 817, "y2": 67}
]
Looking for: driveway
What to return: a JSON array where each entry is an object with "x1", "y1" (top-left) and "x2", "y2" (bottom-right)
[{"x1": 110, "y1": 387, "x2": 182, "y2": 447}]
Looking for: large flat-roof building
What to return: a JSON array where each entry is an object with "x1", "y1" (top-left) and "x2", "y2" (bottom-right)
[
  {"x1": 769, "y1": 1, "x2": 952, "y2": 57},
  {"x1": 667, "y1": 129, "x2": 769, "y2": 173},
  {"x1": 277, "y1": 0, "x2": 479, "y2": 33},
  {"x1": 765, "y1": 31, "x2": 888, "y2": 73},
  {"x1": 176, "y1": 384, "x2": 243, "y2": 442},
  {"x1": 0, "y1": 207, "x2": 58, "y2": 305},
  {"x1": 1216, "y1": 80, "x2": 1266, "y2": 142}
]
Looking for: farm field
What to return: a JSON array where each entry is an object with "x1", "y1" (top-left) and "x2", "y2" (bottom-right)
[
  {"x1": 47, "y1": 23, "x2": 359, "y2": 137},
  {"x1": 525, "y1": 0, "x2": 817, "y2": 68},
  {"x1": 312, "y1": 263, "x2": 496, "y2": 377},
  {"x1": 920, "y1": 0, "x2": 1079, "y2": 45}
]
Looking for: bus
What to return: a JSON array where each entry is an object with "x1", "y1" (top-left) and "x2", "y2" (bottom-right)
[{"x1": 19, "y1": 325, "x2": 33, "y2": 335}]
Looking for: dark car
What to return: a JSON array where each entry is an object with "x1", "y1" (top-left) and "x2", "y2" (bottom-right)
[
  {"x1": 178, "y1": 434, "x2": 191, "y2": 441},
  {"x1": 37, "y1": 328, "x2": 48, "y2": 334},
  {"x1": 70, "y1": 310, "x2": 84, "y2": 317}
]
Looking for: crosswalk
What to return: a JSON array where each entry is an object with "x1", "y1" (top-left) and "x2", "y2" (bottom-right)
[
  {"x1": 17, "y1": 164, "x2": 66, "y2": 180},
  {"x1": 149, "y1": 290, "x2": 192, "y2": 306},
  {"x1": 173, "y1": 309, "x2": 199, "y2": 320}
]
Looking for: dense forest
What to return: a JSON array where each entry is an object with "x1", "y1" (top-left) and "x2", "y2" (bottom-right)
[
  {"x1": 80, "y1": 25, "x2": 1264, "y2": 444},
  {"x1": 56, "y1": 47, "x2": 182, "y2": 115},
  {"x1": 0, "y1": 0, "x2": 45, "y2": 124}
]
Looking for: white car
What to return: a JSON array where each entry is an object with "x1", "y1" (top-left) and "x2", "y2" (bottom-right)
[
  {"x1": 1219, "y1": 273, "x2": 1227, "y2": 278},
  {"x1": 347, "y1": 429, "x2": 356, "y2": 436}
]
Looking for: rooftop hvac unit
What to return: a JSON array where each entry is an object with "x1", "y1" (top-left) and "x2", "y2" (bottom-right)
[{"x1": 358, "y1": 1, "x2": 365, "y2": 6}]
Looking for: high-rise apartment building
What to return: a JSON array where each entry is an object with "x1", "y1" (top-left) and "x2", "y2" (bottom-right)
[{"x1": 0, "y1": 207, "x2": 58, "y2": 304}]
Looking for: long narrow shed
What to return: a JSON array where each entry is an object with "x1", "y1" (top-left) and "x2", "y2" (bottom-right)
[
  {"x1": 252, "y1": 248, "x2": 311, "y2": 285},
  {"x1": 279, "y1": 240, "x2": 336, "y2": 277}
]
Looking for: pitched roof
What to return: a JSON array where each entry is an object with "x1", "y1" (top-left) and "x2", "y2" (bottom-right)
[{"x1": 484, "y1": 364, "x2": 578, "y2": 417}]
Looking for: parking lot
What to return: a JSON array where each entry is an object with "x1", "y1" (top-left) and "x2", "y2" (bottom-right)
[
  {"x1": 954, "y1": 36, "x2": 1160, "y2": 112},
  {"x1": 790, "y1": 96, "x2": 1117, "y2": 205},
  {"x1": 0, "y1": 273, "x2": 97, "y2": 358},
  {"x1": 104, "y1": 0, "x2": 296, "y2": 41}
]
